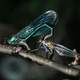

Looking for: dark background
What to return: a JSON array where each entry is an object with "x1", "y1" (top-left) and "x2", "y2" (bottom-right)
[
  {"x1": 0, "y1": 0, "x2": 80, "y2": 52},
  {"x1": 0, "y1": 0, "x2": 80, "y2": 80}
]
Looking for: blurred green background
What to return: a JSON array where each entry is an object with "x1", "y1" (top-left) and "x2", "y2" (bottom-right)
[{"x1": 0, "y1": 0, "x2": 80, "y2": 51}]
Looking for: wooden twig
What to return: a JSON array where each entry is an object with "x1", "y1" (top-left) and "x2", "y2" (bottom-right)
[{"x1": 0, "y1": 44, "x2": 79, "y2": 77}]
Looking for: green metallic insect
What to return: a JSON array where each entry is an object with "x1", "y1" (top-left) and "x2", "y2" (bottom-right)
[
  {"x1": 7, "y1": 10, "x2": 77, "y2": 59},
  {"x1": 7, "y1": 10, "x2": 58, "y2": 54}
]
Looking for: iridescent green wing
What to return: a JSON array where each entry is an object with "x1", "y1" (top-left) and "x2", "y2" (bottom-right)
[{"x1": 7, "y1": 10, "x2": 57, "y2": 45}]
